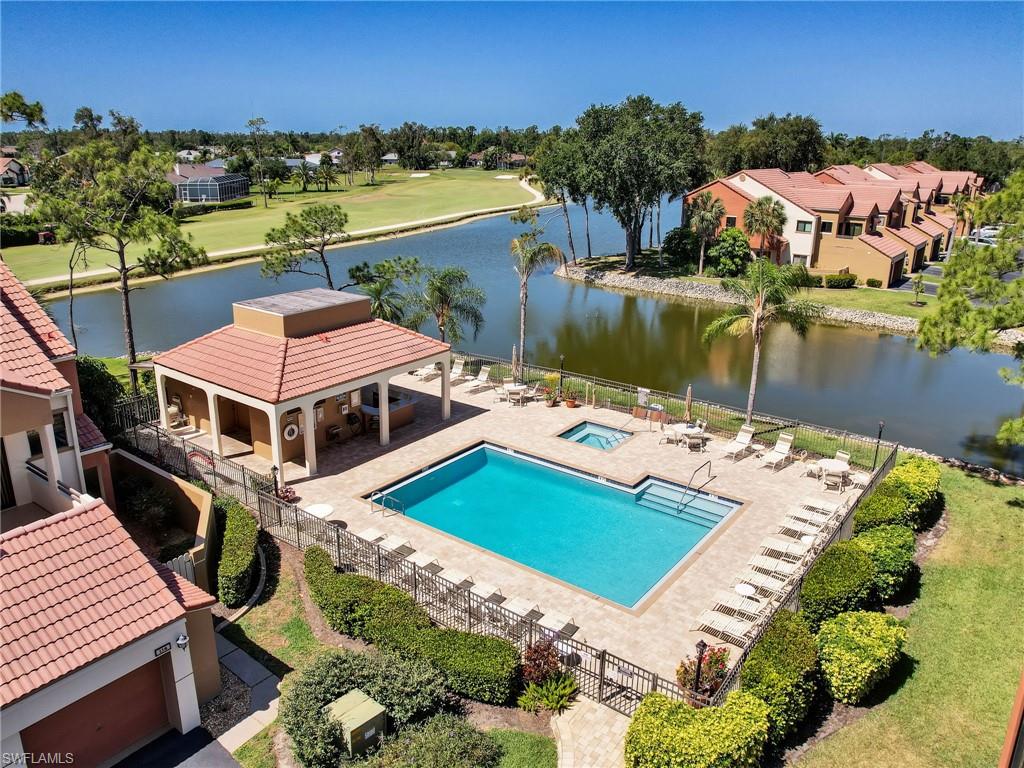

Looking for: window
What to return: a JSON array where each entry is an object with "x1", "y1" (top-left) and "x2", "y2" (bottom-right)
[
  {"x1": 51, "y1": 412, "x2": 69, "y2": 449},
  {"x1": 874, "y1": 215, "x2": 887, "y2": 231},
  {"x1": 725, "y1": 216, "x2": 737, "y2": 228},
  {"x1": 838, "y1": 221, "x2": 864, "y2": 237},
  {"x1": 820, "y1": 221, "x2": 834, "y2": 234},
  {"x1": 796, "y1": 220, "x2": 813, "y2": 233},
  {"x1": 26, "y1": 430, "x2": 42, "y2": 457}
]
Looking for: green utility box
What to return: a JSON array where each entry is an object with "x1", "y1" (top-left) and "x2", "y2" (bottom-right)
[{"x1": 323, "y1": 688, "x2": 386, "y2": 758}]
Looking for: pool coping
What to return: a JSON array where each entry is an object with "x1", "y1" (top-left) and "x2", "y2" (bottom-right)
[
  {"x1": 555, "y1": 417, "x2": 636, "y2": 453},
  {"x1": 355, "y1": 437, "x2": 753, "y2": 616}
]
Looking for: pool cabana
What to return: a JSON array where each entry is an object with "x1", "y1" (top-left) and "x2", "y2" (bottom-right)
[{"x1": 152, "y1": 289, "x2": 451, "y2": 481}]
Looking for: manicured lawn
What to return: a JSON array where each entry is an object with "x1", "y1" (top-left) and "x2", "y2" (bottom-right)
[
  {"x1": 490, "y1": 729, "x2": 558, "y2": 768},
  {"x1": 233, "y1": 723, "x2": 277, "y2": 768},
  {"x1": 797, "y1": 466, "x2": 1024, "y2": 768},
  {"x1": 94, "y1": 356, "x2": 133, "y2": 388},
  {"x1": 4, "y1": 168, "x2": 535, "y2": 283}
]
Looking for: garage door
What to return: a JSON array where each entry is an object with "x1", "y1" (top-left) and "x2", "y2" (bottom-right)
[{"x1": 21, "y1": 659, "x2": 169, "y2": 767}]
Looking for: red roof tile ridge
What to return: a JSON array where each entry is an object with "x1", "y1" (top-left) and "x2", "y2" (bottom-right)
[
  {"x1": 153, "y1": 323, "x2": 236, "y2": 365},
  {"x1": 0, "y1": 499, "x2": 106, "y2": 543}
]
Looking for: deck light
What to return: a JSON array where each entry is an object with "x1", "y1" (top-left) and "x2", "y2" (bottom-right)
[
  {"x1": 175, "y1": 633, "x2": 189, "y2": 650},
  {"x1": 693, "y1": 639, "x2": 708, "y2": 694}
]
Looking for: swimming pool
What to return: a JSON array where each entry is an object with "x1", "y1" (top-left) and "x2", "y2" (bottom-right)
[
  {"x1": 558, "y1": 421, "x2": 632, "y2": 450},
  {"x1": 371, "y1": 444, "x2": 740, "y2": 607}
]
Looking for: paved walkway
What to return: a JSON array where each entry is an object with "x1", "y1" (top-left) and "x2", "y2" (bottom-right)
[
  {"x1": 553, "y1": 698, "x2": 630, "y2": 768},
  {"x1": 213, "y1": 633, "x2": 282, "y2": 754}
]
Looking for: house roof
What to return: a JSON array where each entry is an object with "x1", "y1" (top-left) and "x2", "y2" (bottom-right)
[
  {"x1": 867, "y1": 162, "x2": 916, "y2": 179},
  {"x1": 858, "y1": 233, "x2": 908, "y2": 260},
  {"x1": 911, "y1": 217, "x2": 945, "y2": 238},
  {"x1": 924, "y1": 210, "x2": 955, "y2": 230},
  {"x1": 845, "y1": 186, "x2": 902, "y2": 217},
  {"x1": 1, "y1": 261, "x2": 74, "y2": 395},
  {"x1": 75, "y1": 413, "x2": 110, "y2": 452},
  {"x1": 684, "y1": 177, "x2": 754, "y2": 203},
  {"x1": 904, "y1": 160, "x2": 941, "y2": 174},
  {"x1": 0, "y1": 158, "x2": 24, "y2": 174},
  {"x1": 885, "y1": 226, "x2": 930, "y2": 249},
  {"x1": 155, "y1": 318, "x2": 450, "y2": 404},
  {"x1": 816, "y1": 165, "x2": 879, "y2": 183},
  {"x1": 737, "y1": 169, "x2": 852, "y2": 213},
  {"x1": 154, "y1": 563, "x2": 217, "y2": 611},
  {"x1": 0, "y1": 500, "x2": 212, "y2": 707}
]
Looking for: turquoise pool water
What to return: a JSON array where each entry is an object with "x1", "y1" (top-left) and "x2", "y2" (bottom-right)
[
  {"x1": 375, "y1": 445, "x2": 739, "y2": 606},
  {"x1": 559, "y1": 421, "x2": 632, "y2": 450}
]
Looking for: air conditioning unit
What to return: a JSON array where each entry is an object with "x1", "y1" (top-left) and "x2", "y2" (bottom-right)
[{"x1": 323, "y1": 689, "x2": 386, "y2": 758}]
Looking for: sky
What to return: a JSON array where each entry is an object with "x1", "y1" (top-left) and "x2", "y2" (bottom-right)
[{"x1": 2, "y1": 2, "x2": 1022, "y2": 138}]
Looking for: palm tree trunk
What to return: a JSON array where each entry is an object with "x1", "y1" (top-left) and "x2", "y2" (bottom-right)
[
  {"x1": 560, "y1": 195, "x2": 576, "y2": 264},
  {"x1": 117, "y1": 245, "x2": 139, "y2": 394},
  {"x1": 745, "y1": 335, "x2": 762, "y2": 425},
  {"x1": 648, "y1": 209, "x2": 654, "y2": 250},
  {"x1": 582, "y1": 199, "x2": 592, "y2": 260},
  {"x1": 518, "y1": 280, "x2": 528, "y2": 381},
  {"x1": 698, "y1": 239, "x2": 706, "y2": 276},
  {"x1": 680, "y1": 191, "x2": 688, "y2": 228},
  {"x1": 656, "y1": 202, "x2": 662, "y2": 247},
  {"x1": 759, "y1": 233, "x2": 766, "y2": 261}
]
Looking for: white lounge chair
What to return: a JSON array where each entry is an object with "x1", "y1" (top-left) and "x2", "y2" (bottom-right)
[
  {"x1": 470, "y1": 581, "x2": 502, "y2": 603},
  {"x1": 466, "y1": 365, "x2": 492, "y2": 392},
  {"x1": 777, "y1": 515, "x2": 829, "y2": 540},
  {"x1": 502, "y1": 596, "x2": 542, "y2": 621},
  {"x1": 710, "y1": 590, "x2": 770, "y2": 622},
  {"x1": 692, "y1": 610, "x2": 758, "y2": 646},
  {"x1": 357, "y1": 526, "x2": 385, "y2": 544},
  {"x1": 723, "y1": 424, "x2": 756, "y2": 460},
  {"x1": 759, "y1": 534, "x2": 811, "y2": 562},
  {"x1": 449, "y1": 358, "x2": 467, "y2": 382},
  {"x1": 378, "y1": 534, "x2": 413, "y2": 556},
  {"x1": 405, "y1": 550, "x2": 442, "y2": 574},
  {"x1": 735, "y1": 569, "x2": 793, "y2": 599},
  {"x1": 761, "y1": 432, "x2": 794, "y2": 470},
  {"x1": 437, "y1": 567, "x2": 473, "y2": 589},
  {"x1": 800, "y1": 497, "x2": 847, "y2": 515},
  {"x1": 412, "y1": 363, "x2": 439, "y2": 381},
  {"x1": 539, "y1": 612, "x2": 576, "y2": 637},
  {"x1": 748, "y1": 554, "x2": 802, "y2": 578}
]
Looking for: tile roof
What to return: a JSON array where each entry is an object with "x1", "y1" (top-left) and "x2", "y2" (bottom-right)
[
  {"x1": 924, "y1": 211, "x2": 955, "y2": 230},
  {"x1": 0, "y1": 158, "x2": 24, "y2": 174},
  {"x1": 858, "y1": 233, "x2": 908, "y2": 260},
  {"x1": 838, "y1": 186, "x2": 903, "y2": 217},
  {"x1": 738, "y1": 169, "x2": 852, "y2": 213},
  {"x1": 155, "y1": 318, "x2": 450, "y2": 404},
  {"x1": 0, "y1": 501, "x2": 211, "y2": 707},
  {"x1": 904, "y1": 160, "x2": 941, "y2": 174},
  {"x1": 685, "y1": 177, "x2": 754, "y2": 202},
  {"x1": 75, "y1": 412, "x2": 110, "y2": 452},
  {"x1": 885, "y1": 226, "x2": 930, "y2": 249},
  {"x1": 154, "y1": 563, "x2": 217, "y2": 611},
  {"x1": 867, "y1": 162, "x2": 915, "y2": 179},
  {"x1": 816, "y1": 165, "x2": 878, "y2": 183},
  {"x1": 911, "y1": 217, "x2": 945, "y2": 238},
  {"x1": 1, "y1": 262, "x2": 74, "y2": 395}
]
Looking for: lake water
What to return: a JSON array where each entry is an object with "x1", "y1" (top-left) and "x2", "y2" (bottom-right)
[{"x1": 49, "y1": 201, "x2": 1023, "y2": 473}]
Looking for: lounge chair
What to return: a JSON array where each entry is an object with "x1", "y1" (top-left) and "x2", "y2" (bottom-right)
[
  {"x1": 800, "y1": 497, "x2": 847, "y2": 515},
  {"x1": 470, "y1": 581, "x2": 503, "y2": 603},
  {"x1": 777, "y1": 515, "x2": 829, "y2": 540},
  {"x1": 357, "y1": 526, "x2": 386, "y2": 544},
  {"x1": 412, "y1": 363, "x2": 439, "y2": 381},
  {"x1": 735, "y1": 569, "x2": 793, "y2": 599},
  {"x1": 405, "y1": 550, "x2": 442, "y2": 574},
  {"x1": 759, "y1": 534, "x2": 811, "y2": 562},
  {"x1": 539, "y1": 612, "x2": 576, "y2": 637},
  {"x1": 502, "y1": 596, "x2": 543, "y2": 622},
  {"x1": 760, "y1": 432, "x2": 794, "y2": 470},
  {"x1": 710, "y1": 590, "x2": 769, "y2": 623},
  {"x1": 449, "y1": 359, "x2": 466, "y2": 382},
  {"x1": 437, "y1": 567, "x2": 473, "y2": 590},
  {"x1": 378, "y1": 534, "x2": 414, "y2": 557},
  {"x1": 849, "y1": 470, "x2": 872, "y2": 490},
  {"x1": 723, "y1": 424, "x2": 756, "y2": 460},
  {"x1": 692, "y1": 609, "x2": 758, "y2": 647},
  {"x1": 748, "y1": 554, "x2": 802, "y2": 578},
  {"x1": 466, "y1": 365, "x2": 492, "y2": 392}
]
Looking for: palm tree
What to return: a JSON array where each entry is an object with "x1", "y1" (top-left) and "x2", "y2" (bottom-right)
[
  {"x1": 509, "y1": 207, "x2": 563, "y2": 379},
  {"x1": 743, "y1": 196, "x2": 787, "y2": 262},
  {"x1": 412, "y1": 266, "x2": 486, "y2": 344},
  {"x1": 360, "y1": 277, "x2": 406, "y2": 323},
  {"x1": 689, "y1": 191, "x2": 726, "y2": 275},
  {"x1": 702, "y1": 260, "x2": 823, "y2": 424},
  {"x1": 317, "y1": 163, "x2": 338, "y2": 193},
  {"x1": 291, "y1": 160, "x2": 315, "y2": 193},
  {"x1": 949, "y1": 192, "x2": 971, "y2": 238}
]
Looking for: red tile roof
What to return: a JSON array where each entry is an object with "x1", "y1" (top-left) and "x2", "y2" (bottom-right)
[
  {"x1": 924, "y1": 211, "x2": 955, "y2": 230},
  {"x1": 75, "y1": 412, "x2": 110, "y2": 452},
  {"x1": 1, "y1": 262, "x2": 74, "y2": 395},
  {"x1": 816, "y1": 165, "x2": 878, "y2": 183},
  {"x1": 0, "y1": 501, "x2": 211, "y2": 707},
  {"x1": 840, "y1": 186, "x2": 902, "y2": 217},
  {"x1": 155, "y1": 563, "x2": 217, "y2": 611},
  {"x1": 858, "y1": 233, "x2": 908, "y2": 260},
  {"x1": 911, "y1": 217, "x2": 945, "y2": 238},
  {"x1": 885, "y1": 226, "x2": 930, "y2": 249},
  {"x1": 0, "y1": 158, "x2": 24, "y2": 175},
  {"x1": 904, "y1": 160, "x2": 941, "y2": 174},
  {"x1": 738, "y1": 169, "x2": 852, "y2": 213},
  {"x1": 867, "y1": 162, "x2": 916, "y2": 179},
  {"x1": 155, "y1": 318, "x2": 450, "y2": 404}
]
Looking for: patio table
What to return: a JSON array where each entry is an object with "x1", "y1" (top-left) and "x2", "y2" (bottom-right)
[
  {"x1": 817, "y1": 459, "x2": 851, "y2": 475},
  {"x1": 304, "y1": 503, "x2": 334, "y2": 519}
]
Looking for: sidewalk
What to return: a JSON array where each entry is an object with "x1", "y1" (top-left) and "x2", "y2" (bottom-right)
[{"x1": 213, "y1": 633, "x2": 282, "y2": 754}]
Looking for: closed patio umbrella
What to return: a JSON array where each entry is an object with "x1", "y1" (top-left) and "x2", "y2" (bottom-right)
[
  {"x1": 511, "y1": 345, "x2": 518, "y2": 382},
  {"x1": 684, "y1": 384, "x2": 693, "y2": 423}
]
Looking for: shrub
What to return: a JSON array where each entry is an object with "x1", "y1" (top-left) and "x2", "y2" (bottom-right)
[
  {"x1": 366, "y1": 714, "x2": 501, "y2": 768},
  {"x1": 886, "y1": 457, "x2": 943, "y2": 529},
  {"x1": 816, "y1": 611, "x2": 907, "y2": 704},
  {"x1": 866, "y1": 278, "x2": 883, "y2": 288},
  {"x1": 116, "y1": 475, "x2": 174, "y2": 529},
  {"x1": 217, "y1": 495, "x2": 258, "y2": 607},
  {"x1": 789, "y1": 265, "x2": 820, "y2": 288},
  {"x1": 799, "y1": 542, "x2": 876, "y2": 629},
  {"x1": 675, "y1": 645, "x2": 730, "y2": 697},
  {"x1": 517, "y1": 671, "x2": 577, "y2": 714},
  {"x1": 624, "y1": 691, "x2": 769, "y2": 768},
  {"x1": 0, "y1": 212, "x2": 45, "y2": 247},
  {"x1": 824, "y1": 273, "x2": 857, "y2": 289},
  {"x1": 740, "y1": 610, "x2": 818, "y2": 746},
  {"x1": 281, "y1": 649, "x2": 449, "y2": 768},
  {"x1": 522, "y1": 639, "x2": 560, "y2": 685},
  {"x1": 662, "y1": 226, "x2": 700, "y2": 265},
  {"x1": 852, "y1": 525, "x2": 916, "y2": 601},
  {"x1": 76, "y1": 356, "x2": 126, "y2": 437},
  {"x1": 173, "y1": 199, "x2": 254, "y2": 219},
  {"x1": 707, "y1": 228, "x2": 751, "y2": 277},
  {"x1": 303, "y1": 547, "x2": 520, "y2": 704},
  {"x1": 853, "y1": 483, "x2": 912, "y2": 532}
]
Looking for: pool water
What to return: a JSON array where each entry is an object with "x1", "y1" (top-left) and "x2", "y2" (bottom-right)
[
  {"x1": 374, "y1": 445, "x2": 739, "y2": 606},
  {"x1": 559, "y1": 421, "x2": 632, "y2": 450}
]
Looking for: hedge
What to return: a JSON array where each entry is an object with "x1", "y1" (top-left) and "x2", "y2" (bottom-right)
[
  {"x1": 304, "y1": 547, "x2": 520, "y2": 704},
  {"x1": 366, "y1": 714, "x2": 501, "y2": 768},
  {"x1": 799, "y1": 542, "x2": 876, "y2": 630},
  {"x1": 0, "y1": 213, "x2": 44, "y2": 247},
  {"x1": 824, "y1": 273, "x2": 858, "y2": 289},
  {"x1": 885, "y1": 457, "x2": 943, "y2": 529},
  {"x1": 852, "y1": 525, "x2": 916, "y2": 601},
  {"x1": 816, "y1": 611, "x2": 907, "y2": 704},
  {"x1": 216, "y1": 495, "x2": 258, "y2": 607},
  {"x1": 739, "y1": 610, "x2": 818, "y2": 746},
  {"x1": 865, "y1": 278, "x2": 883, "y2": 288},
  {"x1": 280, "y1": 649, "x2": 448, "y2": 768},
  {"x1": 853, "y1": 484, "x2": 912, "y2": 532},
  {"x1": 624, "y1": 691, "x2": 769, "y2": 768},
  {"x1": 173, "y1": 199, "x2": 254, "y2": 219}
]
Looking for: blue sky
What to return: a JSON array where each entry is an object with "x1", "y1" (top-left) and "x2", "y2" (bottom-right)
[{"x1": 2, "y1": 2, "x2": 1021, "y2": 137}]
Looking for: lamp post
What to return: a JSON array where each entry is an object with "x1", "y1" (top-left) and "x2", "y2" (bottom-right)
[
  {"x1": 692, "y1": 639, "x2": 708, "y2": 695},
  {"x1": 558, "y1": 354, "x2": 565, "y2": 396},
  {"x1": 872, "y1": 420, "x2": 886, "y2": 470}
]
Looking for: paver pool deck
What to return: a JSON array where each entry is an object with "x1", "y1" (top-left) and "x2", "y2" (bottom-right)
[{"x1": 201, "y1": 371, "x2": 862, "y2": 680}]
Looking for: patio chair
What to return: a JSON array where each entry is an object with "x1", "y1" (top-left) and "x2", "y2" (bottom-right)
[
  {"x1": 692, "y1": 609, "x2": 758, "y2": 647},
  {"x1": 735, "y1": 569, "x2": 793, "y2": 599},
  {"x1": 822, "y1": 470, "x2": 846, "y2": 492},
  {"x1": 378, "y1": 534, "x2": 414, "y2": 557},
  {"x1": 405, "y1": 550, "x2": 442, "y2": 575},
  {"x1": 502, "y1": 596, "x2": 543, "y2": 622},
  {"x1": 466, "y1": 365, "x2": 493, "y2": 392},
  {"x1": 710, "y1": 590, "x2": 770, "y2": 623},
  {"x1": 760, "y1": 432, "x2": 795, "y2": 470},
  {"x1": 804, "y1": 461, "x2": 822, "y2": 479},
  {"x1": 777, "y1": 515, "x2": 829, "y2": 540},
  {"x1": 723, "y1": 424, "x2": 756, "y2": 460},
  {"x1": 849, "y1": 470, "x2": 872, "y2": 490},
  {"x1": 437, "y1": 567, "x2": 473, "y2": 590},
  {"x1": 539, "y1": 612, "x2": 577, "y2": 638},
  {"x1": 759, "y1": 534, "x2": 811, "y2": 562},
  {"x1": 449, "y1": 359, "x2": 467, "y2": 382},
  {"x1": 835, "y1": 450, "x2": 852, "y2": 463},
  {"x1": 469, "y1": 580, "x2": 503, "y2": 604},
  {"x1": 800, "y1": 497, "x2": 847, "y2": 515},
  {"x1": 659, "y1": 426, "x2": 683, "y2": 446},
  {"x1": 685, "y1": 426, "x2": 706, "y2": 453},
  {"x1": 412, "y1": 363, "x2": 439, "y2": 381},
  {"x1": 748, "y1": 553, "x2": 802, "y2": 579},
  {"x1": 356, "y1": 526, "x2": 386, "y2": 544}
]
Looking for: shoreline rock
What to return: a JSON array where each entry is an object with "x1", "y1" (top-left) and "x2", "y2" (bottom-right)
[{"x1": 556, "y1": 262, "x2": 1022, "y2": 350}]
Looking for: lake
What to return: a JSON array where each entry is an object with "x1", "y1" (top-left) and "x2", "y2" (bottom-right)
[{"x1": 49, "y1": 200, "x2": 1023, "y2": 473}]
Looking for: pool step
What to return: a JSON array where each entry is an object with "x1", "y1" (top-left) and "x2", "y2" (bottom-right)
[{"x1": 635, "y1": 484, "x2": 726, "y2": 528}]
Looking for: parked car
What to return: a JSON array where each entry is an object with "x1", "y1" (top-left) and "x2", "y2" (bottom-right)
[{"x1": 965, "y1": 235, "x2": 998, "y2": 247}]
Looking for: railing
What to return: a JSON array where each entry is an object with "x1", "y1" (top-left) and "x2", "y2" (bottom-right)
[
  {"x1": 114, "y1": 392, "x2": 161, "y2": 432},
  {"x1": 707, "y1": 441, "x2": 899, "y2": 705},
  {"x1": 369, "y1": 491, "x2": 406, "y2": 516},
  {"x1": 454, "y1": 352, "x2": 896, "y2": 471}
]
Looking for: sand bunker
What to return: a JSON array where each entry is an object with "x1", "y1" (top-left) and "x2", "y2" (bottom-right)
[
  {"x1": 494, "y1": 174, "x2": 517, "y2": 179},
  {"x1": 410, "y1": 172, "x2": 430, "y2": 178}
]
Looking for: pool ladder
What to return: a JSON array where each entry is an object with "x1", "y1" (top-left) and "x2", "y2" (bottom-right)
[
  {"x1": 370, "y1": 491, "x2": 406, "y2": 516},
  {"x1": 675, "y1": 460, "x2": 715, "y2": 516}
]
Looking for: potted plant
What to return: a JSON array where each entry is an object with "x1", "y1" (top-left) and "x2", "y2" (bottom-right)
[
  {"x1": 544, "y1": 388, "x2": 558, "y2": 407},
  {"x1": 564, "y1": 390, "x2": 579, "y2": 408}
]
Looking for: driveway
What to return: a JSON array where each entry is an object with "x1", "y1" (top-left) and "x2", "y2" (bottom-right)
[
  {"x1": 893, "y1": 277, "x2": 938, "y2": 296},
  {"x1": 114, "y1": 729, "x2": 239, "y2": 768}
]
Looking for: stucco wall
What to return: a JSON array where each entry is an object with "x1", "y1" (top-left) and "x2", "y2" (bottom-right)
[
  {"x1": 164, "y1": 378, "x2": 211, "y2": 433},
  {"x1": 0, "y1": 389, "x2": 51, "y2": 436},
  {"x1": 185, "y1": 608, "x2": 220, "y2": 704},
  {"x1": 817, "y1": 237, "x2": 902, "y2": 286},
  {"x1": 728, "y1": 174, "x2": 819, "y2": 261}
]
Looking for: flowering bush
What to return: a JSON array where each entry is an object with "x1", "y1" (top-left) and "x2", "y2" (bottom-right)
[
  {"x1": 817, "y1": 611, "x2": 907, "y2": 704},
  {"x1": 676, "y1": 645, "x2": 730, "y2": 696}
]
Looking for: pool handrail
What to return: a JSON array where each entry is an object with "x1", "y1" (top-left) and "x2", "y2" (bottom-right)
[{"x1": 370, "y1": 490, "x2": 406, "y2": 516}]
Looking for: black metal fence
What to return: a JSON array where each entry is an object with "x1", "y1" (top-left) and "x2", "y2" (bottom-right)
[{"x1": 455, "y1": 352, "x2": 896, "y2": 470}]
